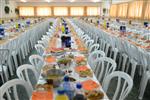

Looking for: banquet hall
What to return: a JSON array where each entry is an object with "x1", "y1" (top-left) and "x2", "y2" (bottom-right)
[{"x1": 0, "y1": 0, "x2": 150, "y2": 100}]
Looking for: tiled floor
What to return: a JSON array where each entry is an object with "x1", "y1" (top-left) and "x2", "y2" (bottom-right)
[{"x1": 1, "y1": 49, "x2": 150, "y2": 100}]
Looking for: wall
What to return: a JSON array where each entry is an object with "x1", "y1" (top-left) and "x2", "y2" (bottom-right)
[
  {"x1": 112, "y1": 0, "x2": 133, "y2": 4},
  {"x1": 17, "y1": 2, "x2": 102, "y2": 17},
  {"x1": 0, "y1": 0, "x2": 17, "y2": 19},
  {"x1": 17, "y1": 2, "x2": 101, "y2": 7}
]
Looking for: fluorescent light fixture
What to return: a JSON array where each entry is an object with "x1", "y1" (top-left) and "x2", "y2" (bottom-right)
[
  {"x1": 45, "y1": 0, "x2": 52, "y2": 2},
  {"x1": 20, "y1": 0, "x2": 27, "y2": 2},
  {"x1": 69, "y1": 0, "x2": 75, "y2": 2},
  {"x1": 93, "y1": 0, "x2": 100, "y2": 2}
]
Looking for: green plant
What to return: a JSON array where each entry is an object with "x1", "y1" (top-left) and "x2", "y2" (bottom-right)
[
  {"x1": 4, "y1": 6, "x2": 10, "y2": 14},
  {"x1": 103, "y1": 8, "x2": 106, "y2": 14},
  {"x1": 15, "y1": 8, "x2": 19, "y2": 15}
]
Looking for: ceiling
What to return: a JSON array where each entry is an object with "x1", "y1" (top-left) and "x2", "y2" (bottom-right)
[{"x1": 16, "y1": 0, "x2": 102, "y2": 3}]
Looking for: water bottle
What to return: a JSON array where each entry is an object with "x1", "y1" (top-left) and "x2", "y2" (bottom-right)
[
  {"x1": 73, "y1": 83, "x2": 85, "y2": 100},
  {"x1": 62, "y1": 76, "x2": 75, "y2": 100},
  {"x1": 55, "y1": 88, "x2": 69, "y2": 100},
  {"x1": 0, "y1": 25, "x2": 5, "y2": 38}
]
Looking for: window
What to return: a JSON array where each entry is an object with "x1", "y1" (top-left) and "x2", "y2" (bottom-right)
[
  {"x1": 54, "y1": 7, "x2": 68, "y2": 16},
  {"x1": 36, "y1": 7, "x2": 51, "y2": 16},
  {"x1": 87, "y1": 7, "x2": 100, "y2": 16},
  {"x1": 110, "y1": 5, "x2": 117, "y2": 17},
  {"x1": 118, "y1": 3, "x2": 128, "y2": 18},
  {"x1": 128, "y1": 1, "x2": 143, "y2": 18},
  {"x1": 144, "y1": 2, "x2": 150, "y2": 20},
  {"x1": 70, "y1": 7, "x2": 84, "y2": 16},
  {"x1": 19, "y1": 7, "x2": 34, "y2": 16}
]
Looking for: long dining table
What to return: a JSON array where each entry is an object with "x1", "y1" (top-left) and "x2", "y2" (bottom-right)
[
  {"x1": 31, "y1": 19, "x2": 109, "y2": 100},
  {"x1": 74, "y1": 19, "x2": 150, "y2": 72}
]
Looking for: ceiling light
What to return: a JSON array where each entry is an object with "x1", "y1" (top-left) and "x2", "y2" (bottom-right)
[
  {"x1": 45, "y1": 0, "x2": 52, "y2": 2},
  {"x1": 20, "y1": 0, "x2": 27, "y2": 2},
  {"x1": 69, "y1": 0, "x2": 75, "y2": 2},
  {"x1": 93, "y1": 0, "x2": 100, "y2": 2}
]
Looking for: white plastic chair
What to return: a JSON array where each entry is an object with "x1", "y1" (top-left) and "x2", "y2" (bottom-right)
[
  {"x1": 17, "y1": 64, "x2": 39, "y2": 90},
  {"x1": 125, "y1": 58, "x2": 137, "y2": 80},
  {"x1": 0, "y1": 49, "x2": 9, "y2": 83},
  {"x1": 88, "y1": 44, "x2": 100, "y2": 53},
  {"x1": 104, "y1": 43, "x2": 111, "y2": 57},
  {"x1": 35, "y1": 44, "x2": 45, "y2": 56},
  {"x1": 103, "y1": 71, "x2": 133, "y2": 100},
  {"x1": 0, "y1": 79, "x2": 33, "y2": 100},
  {"x1": 109, "y1": 48, "x2": 119, "y2": 62},
  {"x1": 139, "y1": 69, "x2": 150, "y2": 99},
  {"x1": 29, "y1": 54, "x2": 44, "y2": 72},
  {"x1": 88, "y1": 50, "x2": 105, "y2": 69},
  {"x1": 94, "y1": 57, "x2": 117, "y2": 83},
  {"x1": 118, "y1": 53, "x2": 128, "y2": 71},
  {"x1": 82, "y1": 36, "x2": 90, "y2": 43},
  {"x1": 37, "y1": 40, "x2": 48, "y2": 48},
  {"x1": 85, "y1": 40, "x2": 94, "y2": 49}
]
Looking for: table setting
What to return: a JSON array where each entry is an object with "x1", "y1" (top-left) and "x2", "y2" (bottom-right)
[{"x1": 31, "y1": 19, "x2": 109, "y2": 100}]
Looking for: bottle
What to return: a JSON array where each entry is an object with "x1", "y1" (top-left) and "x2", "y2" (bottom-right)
[
  {"x1": 73, "y1": 83, "x2": 85, "y2": 100},
  {"x1": 55, "y1": 88, "x2": 69, "y2": 100},
  {"x1": 62, "y1": 76, "x2": 75, "y2": 100}
]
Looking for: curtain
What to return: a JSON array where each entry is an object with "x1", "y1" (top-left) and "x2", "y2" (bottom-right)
[
  {"x1": 19, "y1": 7, "x2": 34, "y2": 16},
  {"x1": 87, "y1": 7, "x2": 100, "y2": 16},
  {"x1": 54, "y1": 7, "x2": 68, "y2": 16},
  {"x1": 118, "y1": 3, "x2": 128, "y2": 18},
  {"x1": 36, "y1": 7, "x2": 51, "y2": 16},
  {"x1": 70, "y1": 7, "x2": 84, "y2": 16},
  {"x1": 128, "y1": 1, "x2": 143, "y2": 18},
  {"x1": 144, "y1": 2, "x2": 150, "y2": 20},
  {"x1": 110, "y1": 5, "x2": 117, "y2": 17}
]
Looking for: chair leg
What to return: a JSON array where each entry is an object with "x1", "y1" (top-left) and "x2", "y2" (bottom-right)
[
  {"x1": 138, "y1": 72, "x2": 149, "y2": 100},
  {"x1": 8, "y1": 58, "x2": 14, "y2": 76},
  {"x1": 12, "y1": 54, "x2": 19, "y2": 70},
  {"x1": 0, "y1": 73, "x2": 5, "y2": 83},
  {"x1": 4, "y1": 68, "x2": 9, "y2": 81}
]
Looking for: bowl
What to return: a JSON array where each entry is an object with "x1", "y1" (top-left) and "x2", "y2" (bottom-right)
[{"x1": 41, "y1": 69, "x2": 65, "y2": 87}]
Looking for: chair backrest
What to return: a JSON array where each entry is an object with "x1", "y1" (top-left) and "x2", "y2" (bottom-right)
[
  {"x1": 85, "y1": 40, "x2": 94, "y2": 48},
  {"x1": 104, "y1": 43, "x2": 111, "y2": 57},
  {"x1": 29, "y1": 54, "x2": 44, "y2": 72},
  {"x1": 88, "y1": 50, "x2": 105, "y2": 70},
  {"x1": 94, "y1": 57, "x2": 116, "y2": 83},
  {"x1": 0, "y1": 79, "x2": 33, "y2": 100},
  {"x1": 126, "y1": 58, "x2": 137, "y2": 80},
  {"x1": 17, "y1": 64, "x2": 39, "y2": 90},
  {"x1": 83, "y1": 36, "x2": 90, "y2": 43},
  {"x1": 110, "y1": 48, "x2": 119, "y2": 61},
  {"x1": 89, "y1": 44, "x2": 100, "y2": 53},
  {"x1": 102, "y1": 71, "x2": 133, "y2": 100},
  {"x1": 37, "y1": 40, "x2": 46, "y2": 48},
  {"x1": 0, "y1": 49, "x2": 9, "y2": 65},
  {"x1": 35, "y1": 44, "x2": 45, "y2": 56},
  {"x1": 121, "y1": 53, "x2": 129, "y2": 71}
]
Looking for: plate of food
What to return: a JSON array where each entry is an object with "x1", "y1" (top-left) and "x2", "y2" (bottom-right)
[
  {"x1": 81, "y1": 79, "x2": 100, "y2": 91},
  {"x1": 85, "y1": 90, "x2": 104, "y2": 100},
  {"x1": 50, "y1": 47, "x2": 66, "y2": 56},
  {"x1": 44, "y1": 55, "x2": 56, "y2": 63},
  {"x1": 41, "y1": 69, "x2": 65, "y2": 87},
  {"x1": 57, "y1": 57, "x2": 72, "y2": 68},
  {"x1": 74, "y1": 56, "x2": 87, "y2": 66},
  {"x1": 75, "y1": 66, "x2": 93, "y2": 77},
  {"x1": 42, "y1": 64, "x2": 56, "y2": 74},
  {"x1": 32, "y1": 90, "x2": 53, "y2": 100}
]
